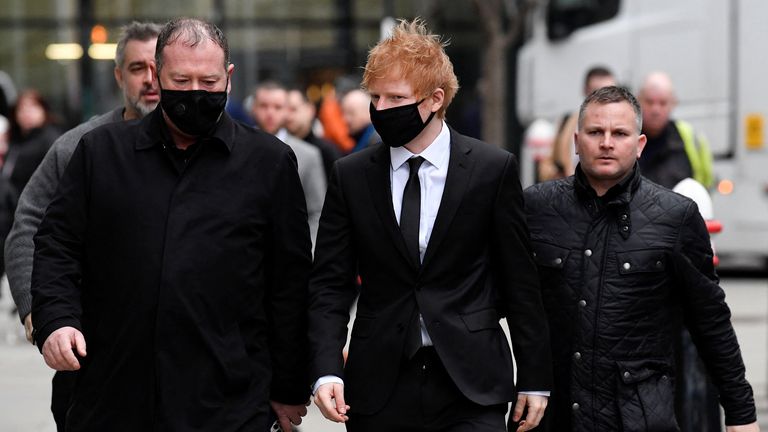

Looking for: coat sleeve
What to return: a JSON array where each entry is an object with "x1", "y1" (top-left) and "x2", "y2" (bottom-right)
[
  {"x1": 30, "y1": 139, "x2": 90, "y2": 350},
  {"x1": 491, "y1": 153, "x2": 553, "y2": 392},
  {"x1": 5, "y1": 134, "x2": 77, "y2": 323},
  {"x1": 264, "y1": 147, "x2": 313, "y2": 404},
  {"x1": 307, "y1": 161, "x2": 358, "y2": 382},
  {"x1": 672, "y1": 201, "x2": 756, "y2": 425}
]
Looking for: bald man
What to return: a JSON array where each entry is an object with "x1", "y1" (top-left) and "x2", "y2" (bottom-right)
[
  {"x1": 638, "y1": 75, "x2": 719, "y2": 432},
  {"x1": 340, "y1": 89, "x2": 380, "y2": 152},
  {"x1": 638, "y1": 72, "x2": 713, "y2": 189}
]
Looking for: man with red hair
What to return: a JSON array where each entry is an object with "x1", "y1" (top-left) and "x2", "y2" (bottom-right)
[{"x1": 309, "y1": 18, "x2": 552, "y2": 432}]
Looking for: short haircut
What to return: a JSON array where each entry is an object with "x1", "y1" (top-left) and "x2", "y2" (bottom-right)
[
  {"x1": 155, "y1": 18, "x2": 229, "y2": 74},
  {"x1": 253, "y1": 80, "x2": 286, "y2": 97},
  {"x1": 583, "y1": 66, "x2": 614, "y2": 89},
  {"x1": 578, "y1": 85, "x2": 642, "y2": 132},
  {"x1": 361, "y1": 18, "x2": 459, "y2": 118},
  {"x1": 114, "y1": 21, "x2": 162, "y2": 68},
  {"x1": 287, "y1": 87, "x2": 311, "y2": 104}
]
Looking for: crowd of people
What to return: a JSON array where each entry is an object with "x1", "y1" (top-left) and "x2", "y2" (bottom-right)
[{"x1": 0, "y1": 15, "x2": 761, "y2": 432}]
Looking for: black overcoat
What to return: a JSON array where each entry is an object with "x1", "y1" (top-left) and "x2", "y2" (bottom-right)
[{"x1": 32, "y1": 110, "x2": 312, "y2": 431}]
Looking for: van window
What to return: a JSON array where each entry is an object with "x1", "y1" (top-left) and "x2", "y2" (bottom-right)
[{"x1": 547, "y1": 0, "x2": 620, "y2": 40}]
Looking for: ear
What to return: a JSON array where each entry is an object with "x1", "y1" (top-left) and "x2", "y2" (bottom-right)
[
  {"x1": 430, "y1": 87, "x2": 445, "y2": 114},
  {"x1": 114, "y1": 66, "x2": 124, "y2": 89},
  {"x1": 226, "y1": 63, "x2": 235, "y2": 94},
  {"x1": 574, "y1": 131, "x2": 580, "y2": 155},
  {"x1": 637, "y1": 133, "x2": 647, "y2": 158}
]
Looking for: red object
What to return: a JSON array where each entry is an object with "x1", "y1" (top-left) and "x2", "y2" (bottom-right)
[
  {"x1": 318, "y1": 91, "x2": 355, "y2": 154},
  {"x1": 705, "y1": 219, "x2": 722, "y2": 234},
  {"x1": 705, "y1": 219, "x2": 722, "y2": 266}
]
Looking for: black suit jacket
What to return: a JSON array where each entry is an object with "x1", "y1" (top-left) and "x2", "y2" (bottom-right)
[{"x1": 308, "y1": 128, "x2": 553, "y2": 415}]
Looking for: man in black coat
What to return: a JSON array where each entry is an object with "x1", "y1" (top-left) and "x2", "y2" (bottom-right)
[
  {"x1": 524, "y1": 86, "x2": 758, "y2": 431},
  {"x1": 31, "y1": 18, "x2": 311, "y2": 432},
  {"x1": 309, "y1": 18, "x2": 552, "y2": 432}
]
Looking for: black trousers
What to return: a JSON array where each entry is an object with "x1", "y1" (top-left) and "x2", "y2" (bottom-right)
[
  {"x1": 346, "y1": 347, "x2": 507, "y2": 432},
  {"x1": 52, "y1": 371, "x2": 77, "y2": 432}
]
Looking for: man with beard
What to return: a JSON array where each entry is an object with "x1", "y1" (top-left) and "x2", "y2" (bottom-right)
[
  {"x1": 341, "y1": 88, "x2": 381, "y2": 153},
  {"x1": 4, "y1": 21, "x2": 161, "y2": 431},
  {"x1": 286, "y1": 88, "x2": 340, "y2": 181},
  {"x1": 30, "y1": 18, "x2": 311, "y2": 431}
]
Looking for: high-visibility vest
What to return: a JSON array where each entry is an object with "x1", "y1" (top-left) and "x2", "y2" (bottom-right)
[{"x1": 675, "y1": 120, "x2": 714, "y2": 188}]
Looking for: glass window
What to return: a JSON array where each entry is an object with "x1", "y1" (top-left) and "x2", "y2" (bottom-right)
[{"x1": 546, "y1": 0, "x2": 620, "y2": 40}]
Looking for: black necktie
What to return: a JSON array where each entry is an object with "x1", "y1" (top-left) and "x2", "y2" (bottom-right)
[{"x1": 400, "y1": 157, "x2": 425, "y2": 267}]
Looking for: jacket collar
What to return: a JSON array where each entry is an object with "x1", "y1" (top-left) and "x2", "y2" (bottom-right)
[
  {"x1": 574, "y1": 162, "x2": 640, "y2": 239},
  {"x1": 364, "y1": 126, "x2": 474, "y2": 271},
  {"x1": 574, "y1": 161, "x2": 641, "y2": 207},
  {"x1": 135, "y1": 108, "x2": 236, "y2": 153}
]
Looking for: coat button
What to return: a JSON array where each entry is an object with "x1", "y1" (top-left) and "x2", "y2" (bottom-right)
[
  {"x1": 584, "y1": 249, "x2": 592, "y2": 257},
  {"x1": 554, "y1": 257, "x2": 563, "y2": 265},
  {"x1": 656, "y1": 260, "x2": 663, "y2": 267},
  {"x1": 623, "y1": 371, "x2": 631, "y2": 379},
  {"x1": 622, "y1": 262, "x2": 631, "y2": 270},
  {"x1": 621, "y1": 214, "x2": 628, "y2": 221},
  {"x1": 622, "y1": 225, "x2": 629, "y2": 232},
  {"x1": 573, "y1": 352, "x2": 581, "y2": 361},
  {"x1": 661, "y1": 375, "x2": 668, "y2": 381},
  {"x1": 572, "y1": 402, "x2": 580, "y2": 411},
  {"x1": 533, "y1": 251, "x2": 537, "y2": 257},
  {"x1": 578, "y1": 300, "x2": 587, "y2": 307}
]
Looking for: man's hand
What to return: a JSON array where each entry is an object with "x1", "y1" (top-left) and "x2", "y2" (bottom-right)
[
  {"x1": 511, "y1": 393, "x2": 548, "y2": 431},
  {"x1": 23, "y1": 314, "x2": 34, "y2": 344},
  {"x1": 269, "y1": 400, "x2": 308, "y2": 432},
  {"x1": 727, "y1": 423, "x2": 760, "y2": 432},
  {"x1": 314, "y1": 382, "x2": 349, "y2": 423},
  {"x1": 41, "y1": 326, "x2": 86, "y2": 371}
]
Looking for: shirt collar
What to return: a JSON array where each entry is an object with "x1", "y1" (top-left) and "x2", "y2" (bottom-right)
[
  {"x1": 390, "y1": 120, "x2": 450, "y2": 170},
  {"x1": 276, "y1": 128, "x2": 288, "y2": 143},
  {"x1": 135, "y1": 108, "x2": 236, "y2": 153}
]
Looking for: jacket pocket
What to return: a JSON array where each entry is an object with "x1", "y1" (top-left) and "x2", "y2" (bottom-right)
[
  {"x1": 616, "y1": 249, "x2": 667, "y2": 274},
  {"x1": 531, "y1": 241, "x2": 570, "y2": 291},
  {"x1": 615, "y1": 359, "x2": 679, "y2": 432},
  {"x1": 460, "y1": 308, "x2": 499, "y2": 332}
]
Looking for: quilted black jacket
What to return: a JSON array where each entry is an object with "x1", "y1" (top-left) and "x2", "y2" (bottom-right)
[{"x1": 524, "y1": 164, "x2": 755, "y2": 431}]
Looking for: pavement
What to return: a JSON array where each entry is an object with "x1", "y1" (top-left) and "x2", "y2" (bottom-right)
[{"x1": 0, "y1": 276, "x2": 765, "y2": 431}]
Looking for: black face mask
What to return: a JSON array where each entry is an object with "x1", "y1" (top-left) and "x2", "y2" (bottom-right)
[
  {"x1": 369, "y1": 99, "x2": 436, "y2": 147},
  {"x1": 160, "y1": 87, "x2": 227, "y2": 136}
]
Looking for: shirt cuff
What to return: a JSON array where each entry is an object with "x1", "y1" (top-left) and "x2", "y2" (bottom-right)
[
  {"x1": 312, "y1": 375, "x2": 344, "y2": 395},
  {"x1": 518, "y1": 390, "x2": 550, "y2": 397}
]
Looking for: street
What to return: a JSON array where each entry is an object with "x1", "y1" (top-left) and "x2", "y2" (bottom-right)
[{"x1": 1, "y1": 276, "x2": 765, "y2": 431}]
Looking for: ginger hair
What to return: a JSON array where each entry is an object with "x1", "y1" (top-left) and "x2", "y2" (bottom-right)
[{"x1": 362, "y1": 18, "x2": 459, "y2": 118}]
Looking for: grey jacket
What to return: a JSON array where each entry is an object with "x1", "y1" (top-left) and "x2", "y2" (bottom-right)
[
  {"x1": 280, "y1": 130, "x2": 327, "y2": 246},
  {"x1": 5, "y1": 108, "x2": 124, "y2": 321}
]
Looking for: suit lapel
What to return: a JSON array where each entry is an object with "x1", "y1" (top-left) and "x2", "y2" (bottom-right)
[
  {"x1": 365, "y1": 144, "x2": 415, "y2": 268},
  {"x1": 421, "y1": 130, "x2": 474, "y2": 270}
]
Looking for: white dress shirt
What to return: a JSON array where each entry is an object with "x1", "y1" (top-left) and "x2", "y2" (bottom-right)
[{"x1": 390, "y1": 120, "x2": 451, "y2": 347}]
